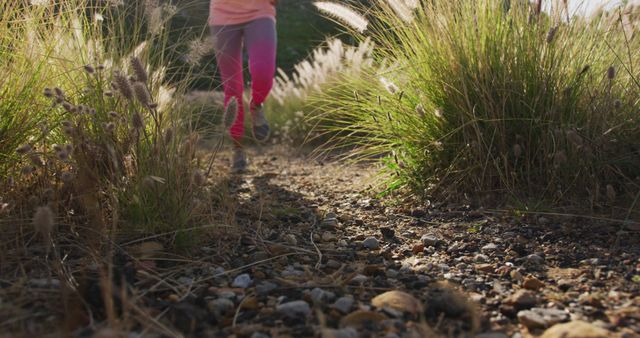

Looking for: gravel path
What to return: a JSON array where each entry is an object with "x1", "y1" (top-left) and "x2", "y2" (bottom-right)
[{"x1": 159, "y1": 147, "x2": 638, "y2": 337}]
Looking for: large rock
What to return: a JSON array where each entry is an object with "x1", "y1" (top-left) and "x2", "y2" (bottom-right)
[{"x1": 540, "y1": 321, "x2": 616, "y2": 338}]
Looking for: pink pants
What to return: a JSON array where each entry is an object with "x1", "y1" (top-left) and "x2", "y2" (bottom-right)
[{"x1": 211, "y1": 18, "x2": 277, "y2": 144}]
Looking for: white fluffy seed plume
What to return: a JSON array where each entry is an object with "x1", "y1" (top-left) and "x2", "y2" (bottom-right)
[
  {"x1": 314, "y1": 2, "x2": 368, "y2": 33},
  {"x1": 33, "y1": 206, "x2": 55, "y2": 238}
]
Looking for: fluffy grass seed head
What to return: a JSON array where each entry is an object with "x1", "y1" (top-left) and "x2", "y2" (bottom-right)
[
  {"x1": 133, "y1": 82, "x2": 152, "y2": 107},
  {"x1": 16, "y1": 144, "x2": 32, "y2": 154},
  {"x1": 114, "y1": 71, "x2": 134, "y2": 100},
  {"x1": 314, "y1": 2, "x2": 368, "y2": 33},
  {"x1": 546, "y1": 26, "x2": 558, "y2": 43},
  {"x1": 132, "y1": 111, "x2": 145, "y2": 130},
  {"x1": 192, "y1": 169, "x2": 206, "y2": 186},
  {"x1": 385, "y1": 0, "x2": 415, "y2": 23},
  {"x1": 33, "y1": 206, "x2": 55, "y2": 237},
  {"x1": 84, "y1": 64, "x2": 95, "y2": 74},
  {"x1": 164, "y1": 127, "x2": 174, "y2": 144},
  {"x1": 607, "y1": 66, "x2": 616, "y2": 80},
  {"x1": 130, "y1": 57, "x2": 148, "y2": 83}
]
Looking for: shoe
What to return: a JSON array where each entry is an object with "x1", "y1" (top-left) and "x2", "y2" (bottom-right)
[
  {"x1": 251, "y1": 102, "x2": 270, "y2": 142},
  {"x1": 231, "y1": 148, "x2": 247, "y2": 173}
]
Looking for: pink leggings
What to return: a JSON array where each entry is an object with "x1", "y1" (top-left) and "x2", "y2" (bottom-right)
[{"x1": 211, "y1": 18, "x2": 277, "y2": 144}]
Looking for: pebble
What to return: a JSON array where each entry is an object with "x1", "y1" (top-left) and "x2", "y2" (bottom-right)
[
  {"x1": 310, "y1": 287, "x2": 336, "y2": 303},
  {"x1": 350, "y1": 274, "x2": 369, "y2": 284},
  {"x1": 322, "y1": 213, "x2": 339, "y2": 228},
  {"x1": 362, "y1": 237, "x2": 380, "y2": 249},
  {"x1": 326, "y1": 260, "x2": 341, "y2": 269},
  {"x1": 525, "y1": 254, "x2": 545, "y2": 266},
  {"x1": 250, "y1": 333, "x2": 270, "y2": 338},
  {"x1": 256, "y1": 281, "x2": 278, "y2": 295},
  {"x1": 518, "y1": 309, "x2": 547, "y2": 329},
  {"x1": 331, "y1": 296, "x2": 355, "y2": 313},
  {"x1": 474, "y1": 254, "x2": 490, "y2": 263},
  {"x1": 518, "y1": 307, "x2": 569, "y2": 330},
  {"x1": 276, "y1": 300, "x2": 311, "y2": 319},
  {"x1": 386, "y1": 269, "x2": 399, "y2": 278},
  {"x1": 421, "y1": 234, "x2": 440, "y2": 247},
  {"x1": 281, "y1": 266, "x2": 304, "y2": 277},
  {"x1": 476, "y1": 333, "x2": 509, "y2": 338},
  {"x1": 506, "y1": 290, "x2": 539, "y2": 309},
  {"x1": 523, "y1": 275, "x2": 545, "y2": 290},
  {"x1": 321, "y1": 328, "x2": 357, "y2": 338},
  {"x1": 481, "y1": 243, "x2": 498, "y2": 253},
  {"x1": 284, "y1": 234, "x2": 297, "y2": 246},
  {"x1": 232, "y1": 273, "x2": 252, "y2": 288},
  {"x1": 208, "y1": 298, "x2": 235, "y2": 320},
  {"x1": 322, "y1": 231, "x2": 337, "y2": 242}
]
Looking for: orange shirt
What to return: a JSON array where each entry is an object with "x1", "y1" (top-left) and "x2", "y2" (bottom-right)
[{"x1": 209, "y1": 0, "x2": 276, "y2": 26}]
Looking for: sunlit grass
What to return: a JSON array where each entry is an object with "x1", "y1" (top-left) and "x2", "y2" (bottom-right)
[{"x1": 314, "y1": 0, "x2": 640, "y2": 215}]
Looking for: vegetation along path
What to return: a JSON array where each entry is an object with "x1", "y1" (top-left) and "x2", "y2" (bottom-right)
[{"x1": 128, "y1": 147, "x2": 640, "y2": 337}]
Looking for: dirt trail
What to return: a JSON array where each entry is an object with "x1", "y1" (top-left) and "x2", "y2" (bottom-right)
[
  {"x1": 186, "y1": 147, "x2": 639, "y2": 337},
  {"x1": 4, "y1": 147, "x2": 639, "y2": 337}
]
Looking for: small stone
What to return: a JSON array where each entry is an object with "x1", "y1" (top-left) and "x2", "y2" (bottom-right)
[
  {"x1": 322, "y1": 213, "x2": 339, "y2": 228},
  {"x1": 331, "y1": 296, "x2": 354, "y2": 313},
  {"x1": 525, "y1": 254, "x2": 545, "y2": 266},
  {"x1": 284, "y1": 234, "x2": 297, "y2": 246},
  {"x1": 362, "y1": 237, "x2": 380, "y2": 249},
  {"x1": 321, "y1": 328, "x2": 358, "y2": 338},
  {"x1": 250, "y1": 333, "x2": 270, "y2": 338},
  {"x1": 510, "y1": 270, "x2": 524, "y2": 282},
  {"x1": 540, "y1": 320, "x2": 614, "y2": 338},
  {"x1": 386, "y1": 269, "x2": 399, "y2": 278},
  {"x1": 276, "y1": 300, "x2": 311, "y2": 319},
  {"x1": 476, "y1": 333, "x2": 509, "y2": 338},
  {"x1": 475, "y1": 263, "x2": 495, "y2": 273},
  {"x1": 420, "y1": 234, "x2": 440, "y2": 247},
  {"x1": 371, "y1": 290, "x2": 421, "y2": 316},
  {"x1": 523, "y1": 275, "x2": 545, "y2": 290},
  {"x1": 208, "y1": 298, "x2": 235, "y2": 321},
  {"x1": 326, "y1": 260, "x2": 341, "y2": 269},
  {"x1": 350, "y1": 274, "x2": 368, "y2": 284},
  {"x1": 481, "y1": 243, "x2": 498, "y2": 253},
  {"x1": 412, "y1": 243, "x2": 425, "y2": 254},
  {"x1": 322, "y1": 231, "x2": 337, "y2": 242},
  {"x1": 518, "y1": 310, "x2": 547, "y2": 330},
  {"x1": 232, "y1": 273, "x2": 252, "y2": 288},
  {"x1": 535, "y1": 308, "x2": 569, "y2": 326},
  {"x1": 474, "y1": 254, "x2": 490, "y2": 263},
  {"x1": 506, "y1": 290, "x2": 539, "y2": 310},
  {"x1": 310, "y1": 288, "x2": 336, "y2": 303},
  {"x1": 380, "y1": 227, "x2": 395, "y2": 239},
  {"x1": 256, "y1": 281, "x2": 278, "y2": 295}
]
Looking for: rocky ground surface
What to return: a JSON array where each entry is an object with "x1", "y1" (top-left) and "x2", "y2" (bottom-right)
[{"x1": 2, "y1": 147, "x2": 640, "y2": 337}]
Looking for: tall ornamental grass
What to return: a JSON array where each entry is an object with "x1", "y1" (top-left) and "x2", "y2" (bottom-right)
[
  {"x1": 265, "y1": 37, "x2": 374, "y2": 145},
  {"x1": 1, "y1": 0, "x2": 221, "y2": 253},
  {"x1": 315, "y1": 0, "x2": 640, "y2": 215}
]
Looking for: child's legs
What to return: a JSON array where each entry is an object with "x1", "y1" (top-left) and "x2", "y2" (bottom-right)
[
  {"x1": 211, "y1": 24, "x2": 245, "y2": 144},
  {"x1": 244, "y1": 18, "x2": 277, "y2": 108}
]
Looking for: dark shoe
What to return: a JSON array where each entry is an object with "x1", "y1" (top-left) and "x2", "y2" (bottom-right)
[
  {"x1": 231, "y1": 148, "x2": 247, "y2": 173},
  {"x1": 251, "y1": 103, "x2": 270, "y2": 142}
]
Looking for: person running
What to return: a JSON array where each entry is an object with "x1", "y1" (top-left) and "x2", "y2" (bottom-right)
[{"x1": 209, "y1": 0, "x2": 276, "y2": 172}]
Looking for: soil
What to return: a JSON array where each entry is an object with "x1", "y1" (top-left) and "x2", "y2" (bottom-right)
[{"x1": 1, "y1": 147, "x2": 639, "y2": 338}]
